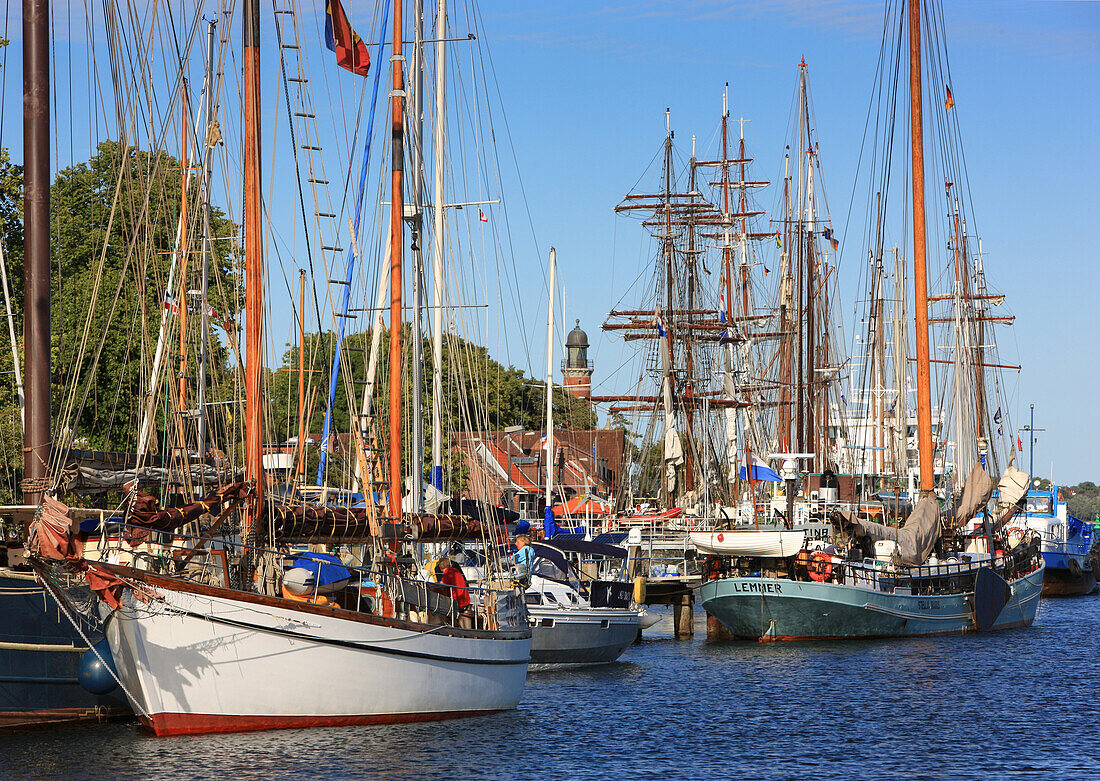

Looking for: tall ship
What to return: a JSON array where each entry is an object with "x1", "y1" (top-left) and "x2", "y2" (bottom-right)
[{"x1": 698, "y1": 0, "x2": 1044, "y2": 640}]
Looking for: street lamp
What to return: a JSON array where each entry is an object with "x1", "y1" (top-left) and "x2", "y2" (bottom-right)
[{"x1": 1020, "y1": 403, "x2": 1044, "y2": 480}]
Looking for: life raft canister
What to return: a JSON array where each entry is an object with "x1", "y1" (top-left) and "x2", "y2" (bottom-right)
[{"x1": 808, "y1": 551, "x2": 833, "y2": 583}]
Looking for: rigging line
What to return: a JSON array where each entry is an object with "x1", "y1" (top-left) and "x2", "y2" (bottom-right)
[
  {"x1": 316, "y1": 0, "x2": 389, "y2": 487},
  {"x1": 52, "y1": 34, "x2": 202, "y2": 466},
  {"x1": 272, "y1": 0, "x2": 324, "y2": 336}
]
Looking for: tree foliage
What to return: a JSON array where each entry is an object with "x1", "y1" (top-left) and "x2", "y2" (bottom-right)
[{"x1": 0, "y1": 142, "x2": 242, "y2": 499}]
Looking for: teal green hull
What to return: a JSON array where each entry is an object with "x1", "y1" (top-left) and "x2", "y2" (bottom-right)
[{"x1": 700, "y1": 563, "x2": 1044, "y2": 641}]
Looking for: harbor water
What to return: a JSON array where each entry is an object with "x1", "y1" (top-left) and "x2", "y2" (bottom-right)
[{"x1": 2, "y1": 595, "x2": 1096, "y2": 780}]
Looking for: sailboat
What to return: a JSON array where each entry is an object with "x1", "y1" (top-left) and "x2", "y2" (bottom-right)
[
  {"x1": 17, "y1": 0, "x2": 532, "y2": 736},
  {"x1": 698, "y1": 0, "x2": 1045, "y2": 640}
]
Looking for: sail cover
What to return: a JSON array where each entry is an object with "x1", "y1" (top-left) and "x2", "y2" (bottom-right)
[
  {"x1": 993, "y1": 465, "x2": 1030, "y2": 526},
  {"x1": 843, "y1": 493, "x2": 942, "y2": 566},
  {"x1": 952, "y1": 464, "x2": 996, "y2": 526}
]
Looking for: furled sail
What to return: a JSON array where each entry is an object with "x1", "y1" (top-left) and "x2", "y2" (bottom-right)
[{"x1": 839, "y1": 493, "x2": 942, "y2": 566}]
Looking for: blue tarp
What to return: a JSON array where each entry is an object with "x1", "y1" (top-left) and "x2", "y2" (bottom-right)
[{"x1": 292, "y1": 551, "x2": 351, "y2": 588}]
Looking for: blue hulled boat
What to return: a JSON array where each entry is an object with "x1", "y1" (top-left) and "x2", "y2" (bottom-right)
[{"x1": 1005, "y1": 486, "x2": 1098, "y2": 596}]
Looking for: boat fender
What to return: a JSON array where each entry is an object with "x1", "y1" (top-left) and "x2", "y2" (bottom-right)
[
  {"x1": 78, "y1": 639, "x2": 119, "y2": 695},
  {"x1": 808, "y1": 551, "x2": 833, "y2": 583},
  {"x1": 282, "y1": 566, "x2": 318, "y2": 596},
  {"x1": 633, "y1": 575, "x2": 647, "y2": 604},
  {"x1": 1069, "y1": 558, "x2": 1083, "y2": 578}
]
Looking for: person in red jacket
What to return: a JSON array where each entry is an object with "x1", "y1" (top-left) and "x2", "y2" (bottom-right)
[{"x1": 437, "y1": 556, "x2": 471, "y2": 611}]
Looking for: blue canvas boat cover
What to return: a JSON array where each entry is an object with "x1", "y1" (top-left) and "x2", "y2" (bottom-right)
[{"x1": 293, "y1": 551, "x2": 352, "y2": 587}]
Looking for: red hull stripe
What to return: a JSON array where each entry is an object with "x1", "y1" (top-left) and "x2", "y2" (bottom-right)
[{"x1": 142, "y1": 708, "x2": 504, "y2": 737}]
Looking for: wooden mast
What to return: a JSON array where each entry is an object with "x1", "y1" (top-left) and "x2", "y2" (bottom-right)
[
  {"x1": 297, "y1": 269, "x2": 306, "y2": 482},
  {"x1": 243, "y1": 0, "x2": 263, "y2": 534},
  {"x1": 22, "y1": 0, "x2": 50, "y2": 507},
  {"x1": 178, "y1": 85, "x2": 190, "y2": 421},
  {"x1": 909, "y1": 0, "x2": 934, "y2": 493},
  {"x1": 388, "y1": 0, "x2": 406, "y2": 520}
]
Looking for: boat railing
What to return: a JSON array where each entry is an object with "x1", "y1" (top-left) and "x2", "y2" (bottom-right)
[
  {"x1": 99, "y1": 522, "x2": 528, "y2": 632},
  {"x1": 838, "y1": 544, "x2": 1041, "y2": 594}
]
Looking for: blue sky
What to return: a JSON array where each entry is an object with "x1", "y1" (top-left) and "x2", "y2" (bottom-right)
[{"x1": 1, "y1": 1, "x2": 1097, "y2": 483}]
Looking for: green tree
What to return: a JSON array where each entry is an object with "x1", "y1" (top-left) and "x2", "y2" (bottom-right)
[{"x1": 0, "y1": 141, "x2": 241, "y2": 501}]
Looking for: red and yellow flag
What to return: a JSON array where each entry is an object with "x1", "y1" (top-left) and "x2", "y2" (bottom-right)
[
  {"x1": 945, "y1": 85, "x2": 955, "y2": 110},
  {"x1": 325, "y1": 0, "x2": 370, "y2": 77}
]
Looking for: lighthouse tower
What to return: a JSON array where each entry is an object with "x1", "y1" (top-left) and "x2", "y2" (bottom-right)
[{"x1": 562, "y1": 320, "x2": 593, "y2": 400}]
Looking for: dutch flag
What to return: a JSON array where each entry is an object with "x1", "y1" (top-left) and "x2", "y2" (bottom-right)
[{"x1": 653, "y1": 311, "x2": 667, "y2": 337}]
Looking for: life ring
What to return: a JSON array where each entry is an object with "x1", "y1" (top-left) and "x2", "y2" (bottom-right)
[
  {"x1": 633, "y1": 576, "x2": 647, "y2": 604},
  {"x1": 808, "y1": 552, "x2": 833, "y2": 583},
  {"x1": 1005, "y1": 527, "x2": 1027, "y2": 549}
]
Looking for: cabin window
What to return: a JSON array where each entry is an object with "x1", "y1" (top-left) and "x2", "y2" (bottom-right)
[
  {"x1": 540, "y1": 618, "x2": 555, "y2": 628},
  {"x1": 525, "y1": 592, "x2": 543, "y2": 606},
  {"x1": 543, "y1": 592, "x2": 558, "y2": 604},
  {"x1": 600, "y1": 619, "x2": 610, "y2": 629},
  {"x1": 1025, "y1": 497, "x2": 1053, "y2": 515}
]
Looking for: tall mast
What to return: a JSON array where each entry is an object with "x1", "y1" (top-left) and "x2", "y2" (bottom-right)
[
  {"x1": 660, "y1": 110, "x2": 675, "y2": 507},
  {"x1": 178, "y1": 84, "x2": 190, "y2": 428},
  {"x1": 794, "y1": 60, "x2": 807, "y2": 455},
  {"x1": 197, "y1": 19, "x2": 217, "y2": 462},
  {"x1": 429, "y1": 0, "x2": 448, "y2": 492},
  {"x1": 909, "y1": 0, "x2": 934, "y2": 493},
  {"x1": 22, "y1": 0, "x2": 50, "y2": 506},
  {"x1": 243, "y1": 0, "x2": 264, "y2": 533},
  {"x1": 719, "y1": 88, "x2": 738, "y2": 488},
  {"x1": 408, "y1": 0, "x2": 425, "y2": 512},
  {"x1": 388, "y1": 0, "x2": 406, "y2": 520},
  {"x1": 297, "y1": 269, "x2": 306, "y2": 482},
  {"x1": 544, "y1": 248, "x2": 556, "y2": 509}
]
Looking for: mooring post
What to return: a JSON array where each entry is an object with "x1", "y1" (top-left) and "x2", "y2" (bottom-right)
[{"x1": 673, "y1": 590, "x2": 694, "y2": 638}]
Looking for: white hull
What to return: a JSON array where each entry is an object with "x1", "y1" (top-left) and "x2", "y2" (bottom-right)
[
  {"x1": 689, "y1": 529, "x2": 807, "y2": 557},
  {"x1": 103, "y1": 573, "x2": 531, "y2": 735}
]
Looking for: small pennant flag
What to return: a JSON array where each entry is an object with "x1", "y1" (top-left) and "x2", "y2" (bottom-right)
[
  {"x1": 823, "y1": 227, "x2": 839, "y2": 250},
  {"x1": 478, "y1": 208, "x2": 489, "y2": 223},
  {"x1": 945, "y1": 85, "x2": 955, "y2": 110},
  {"x1": 1017, "y1": 435, "x2": 1024, "y2": 452},
  {"x1": 994, "y1": 408, "x2": 1002, "y2": 425},
  {"x1": 775, "y1": 231, "x2": 782, "y2": 249},
  {"x1": 164, "y1": 292, "x2": 179, "y2": 314},
  {"x1": 325, "y1": 0, "x2": 371, "y2": 77}
]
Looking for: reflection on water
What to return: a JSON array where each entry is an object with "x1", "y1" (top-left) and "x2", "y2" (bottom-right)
[{"x1": 2, "y1": 598, "x2": 1097, "y2": 780}]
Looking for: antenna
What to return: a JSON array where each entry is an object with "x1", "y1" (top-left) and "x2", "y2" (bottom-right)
[
  {"x1": 665, "y1": 107, "x2": 670, "y2": 136},
  {"x1": 723, "y1": 82, "x2": 728, "y2": 118},
  {"x1": 691, "y1": 133, "x2": 696, "y2": 157}
]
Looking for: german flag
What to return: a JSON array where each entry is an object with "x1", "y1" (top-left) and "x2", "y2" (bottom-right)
[{"x1": 325, "y1": 0, "x2": 370, "y2": 77}]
